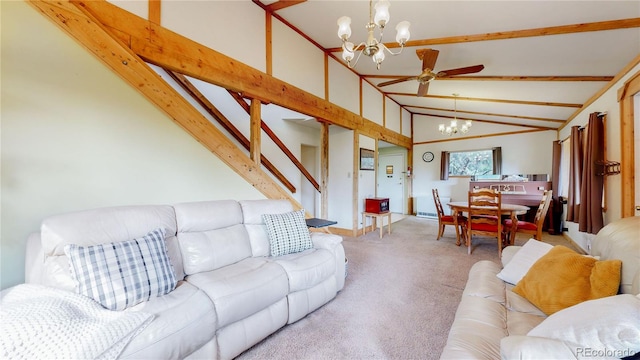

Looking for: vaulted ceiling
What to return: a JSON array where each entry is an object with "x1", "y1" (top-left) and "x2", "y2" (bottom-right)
[{"x1": 258, "y1": 0, "x2": 640, "y2": 132}]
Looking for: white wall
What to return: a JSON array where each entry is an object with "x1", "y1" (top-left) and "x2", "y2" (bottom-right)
[
  {"x1": 328, "y1": 128, "x2": 354, "y2": 228},
  {"x1": 0, "y1": 1, "x2": 265, "y2": 289},
  {"x1": 412, "y1": 127, "x2": 556, "y2": 207},
  {"x1": 328, "y1": 58, "x2": 361, "y2": 116},
  {"x1": 558, "y1": 62, "x2": 640, "y2": 251},
  {"x1": 358, "y1": 135, "x2": 377, "y2": 229}
]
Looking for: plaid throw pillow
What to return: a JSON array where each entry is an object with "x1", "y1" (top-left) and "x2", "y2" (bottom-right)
[
  {"x1": 263, "y1": 210, "x2": 313, "y2": 257},
  {"x1": 64, "y1": 228, "x2": 177, "y2": 311}
]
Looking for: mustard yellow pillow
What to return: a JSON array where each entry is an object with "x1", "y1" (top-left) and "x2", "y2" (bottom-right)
[{"x1": 512, "y1": 245, "x2": 621, "y2": 315}]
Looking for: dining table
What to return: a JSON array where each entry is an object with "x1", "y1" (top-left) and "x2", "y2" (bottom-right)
[{"x1": 447, "y1": 201, "x2": 530, "y2": 246}]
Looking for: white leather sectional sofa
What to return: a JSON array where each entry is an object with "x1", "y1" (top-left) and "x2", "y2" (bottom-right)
[
  {"x1": 440, "y1": 216, "x2": 640, "y2": 359},
  {"x1": 24, "y1": 199, "x2": 346, "y2": 359}
]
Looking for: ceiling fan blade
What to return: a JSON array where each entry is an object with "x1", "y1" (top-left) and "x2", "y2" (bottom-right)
[
  {"x1": 437, "y1": 64, "x2": 485, "y2": 77},
  {"x1": 417, "y1": 82, "x2": 430, "y2": 97},
  {"x1": 378, "y1": 76, "x2": 418, "y2": 87},
  {"x1": 416, "y1": 49, "x2": 439, "y2": 71}
]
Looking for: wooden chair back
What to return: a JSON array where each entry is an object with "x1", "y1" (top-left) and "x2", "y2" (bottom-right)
[
  {"x1": 432, "y1": 188, "x2": 446, "y2": 219},
  {"x1": 467, "y1": 188, "x2": 503, "y2": 255},
  {"x1": 534, "y1": 190, "x2": 553, "y2": 228}
]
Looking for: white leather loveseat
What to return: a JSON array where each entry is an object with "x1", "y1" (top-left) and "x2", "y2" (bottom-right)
[
  {"x1": 440, "y1": 216, "x2": 640, "y2": 359},
  {"x1": 23, "y1": 199, "x2": 346, "y2": 359}
]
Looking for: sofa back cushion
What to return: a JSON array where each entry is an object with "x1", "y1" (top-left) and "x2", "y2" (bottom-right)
[
  {"x1": 175, "y1": 200, "x2": 252, "y2": 275},
  {"x1": 40, "y1": 205, "x2": 183, "y2": 290},
  {"x1": 239, "y1": 199, "x2": 295, "y2": 257},
  {"x1": 591, "y1": 216, "x2": 640, "y2": 295}
]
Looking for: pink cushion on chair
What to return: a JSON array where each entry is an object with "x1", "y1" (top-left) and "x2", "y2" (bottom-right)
[
  {"x1": 442, "y1": 215, "x2": 467, "y2": 223},
  {"x1": 471, "y1": 223, "x2": 500, "y2": 232}
]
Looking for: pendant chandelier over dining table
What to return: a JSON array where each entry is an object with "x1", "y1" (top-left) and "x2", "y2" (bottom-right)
[
  {"x1": 439, "y1": 93, "x2": 472, "y2": 136},
  {"x1": 337, "y1": 0, "x2": 411, "y2": 70}
]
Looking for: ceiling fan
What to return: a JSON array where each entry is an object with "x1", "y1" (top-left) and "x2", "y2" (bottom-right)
[{"x1": 378, "y1": 49, "x2": 485, "y2": 97}]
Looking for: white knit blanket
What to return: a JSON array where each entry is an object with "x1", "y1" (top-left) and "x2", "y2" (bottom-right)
[{"x1": 0, "y1": 284, "x2": 154, "y2": 360}]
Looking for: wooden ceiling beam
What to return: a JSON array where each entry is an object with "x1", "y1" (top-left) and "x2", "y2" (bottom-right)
[
  {"x1": 420, "y1": 113, "x2": 556, "y2": 130},
  {"x1": 414, "y1": 129, "x2": 550, "y2": 145},
  {"x1": 406, "y1": 106, "x2": 566, "y2": 123},
  {"x1": 327, "y1": 17, "x2": 640, "y2": 52},
  {"x1": 74, "y1": 0, "x2": 411, "y2": 149},
  {"x1": 366, "y1": 75, "x2": 614, "y2": 82},
  {"x1": 264, "y1": 0, "x2": 306, "y2": 12},
  {"x1": 385, "y1": 92, "x2": 583, "y2": 108}
]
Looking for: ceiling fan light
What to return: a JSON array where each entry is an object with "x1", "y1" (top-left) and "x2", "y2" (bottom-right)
[
  {"x1": 374, "y1": 0, "x2": 390, "y2": 28},
  {"x1": 337, "y1": 16, "x2": 352, "y2": 40},
  {"x1": 342, "y1": 42, "x2": 355, "y2": 62},
  {"x1": 395, "y1": 21, "x2": 410, "y2": 45}
]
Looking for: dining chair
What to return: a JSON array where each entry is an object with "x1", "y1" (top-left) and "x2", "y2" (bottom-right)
[
  {"x1": 466, "y1": 188, "x2": 503, "y2": 256},
  {"x1": 503, "y1": 190, "x2": 553, "y2": 244},
  {"x1": 432, "y1": 189, "x2": 467, "y2": 245}
]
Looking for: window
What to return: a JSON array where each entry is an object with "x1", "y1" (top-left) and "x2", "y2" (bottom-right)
[{"x1": 440, "y1": 147, "x2": 502, "y2": 180}]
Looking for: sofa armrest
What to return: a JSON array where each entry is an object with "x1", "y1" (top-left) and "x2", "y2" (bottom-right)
[
  {"x1": 500, "y1": 336, "x2": 577, "y2": 360},
  {"x1": 500, "y1": 245, "x2": 522, "y2": 268},
  {"x1": 310, "y1": 232, "x2": 343, "y2": 251}
]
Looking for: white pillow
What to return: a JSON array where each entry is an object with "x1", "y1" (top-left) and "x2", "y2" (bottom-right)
[
  {"x1": 263, "y1": 210, "x2": 313, "y2": 257},
  {"x1": 65, "y1": 228, "x2": 177, "y2": 311},
  {"x1": 528, "y1": 294, "x2": 640, "y2": 359},
  {"x1": 497, "y1": 239, "x2": 553, "y2": 285}
]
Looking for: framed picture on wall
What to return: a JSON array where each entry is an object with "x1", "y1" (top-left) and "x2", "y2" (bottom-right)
[{"x1": 360, "y1": 148, "x2": 375, "y2": 171}]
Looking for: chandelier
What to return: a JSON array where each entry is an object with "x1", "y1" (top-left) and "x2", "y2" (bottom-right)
[
  {"x1": 439, "y1": 94, "x2": 472, "y2": 136},
  {"x1": 337, "y1": 0, "x2": 411, "y2": 70}
]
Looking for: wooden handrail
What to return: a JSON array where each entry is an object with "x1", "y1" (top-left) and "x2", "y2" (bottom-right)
[
  {"x1": 228, "y1": 91, "x2": 320, "y2": 192},
  {"x1": 165, "y1": 70, "x2": 297, "y2": 193}
]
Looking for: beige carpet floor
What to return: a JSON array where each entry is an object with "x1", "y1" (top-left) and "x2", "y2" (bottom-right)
[{"x1": 235, "y1": 216, "x2": 579, "y2": 360}]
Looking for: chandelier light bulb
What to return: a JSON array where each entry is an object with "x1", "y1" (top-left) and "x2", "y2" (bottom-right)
[
  {"x1": 395, "y1": 21, "x2": 411, "y2": 45},
  {"x1": 439, "y1": 124, "x2": 445, "y2": 133},
  {"x1": 337, "y1": 16, "x2": 352, "y2": 40},
  {"x1": 466, "y1": 120, "x2": 473, "y2": 128},
  {"x1": 342, "y1": 42, "x2": 355, "y2": 62},
  {"x1": 374, "y1": 0, "x2": 391, "y2": 28},
  {"x1": 373, "y1": 47, "x2": 385, "y2": 66}
]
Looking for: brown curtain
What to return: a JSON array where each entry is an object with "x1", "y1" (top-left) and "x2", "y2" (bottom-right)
[
  {"x1": 550, "y1": 140, "x2": 563, "y2": 233},
  {"x1": 440, "y1": 151, "x2": 449, "y2": 180},
  {"x1": 566, "y1": 126, "x2": 582, "y2": 222},
  {"x1": 578, "y1": 113, "x2": 604, "y2": 234},
  {"x1": 492, "y1": 147, "x2": 502, "y2": 175}
]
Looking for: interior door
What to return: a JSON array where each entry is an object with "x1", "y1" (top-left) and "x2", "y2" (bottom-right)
[{"x1": 377, "y1": 154, "x2": 404, "y2": 213}]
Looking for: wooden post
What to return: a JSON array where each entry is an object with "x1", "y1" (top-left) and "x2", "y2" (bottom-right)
[
  {"x1": 321, "y1": 122, "x2": 329, "y2": 219},
  {"x1": 250, "y1": 98, "x2": 261, "y2": 165}
]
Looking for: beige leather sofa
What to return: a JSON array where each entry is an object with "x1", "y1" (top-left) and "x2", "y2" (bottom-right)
[
  {"x1": 24, "y1": 199, "x2": 346, "y2": 359},
  {"x1": 440, "y1": 216, "x2": 640, "y2": 359}
]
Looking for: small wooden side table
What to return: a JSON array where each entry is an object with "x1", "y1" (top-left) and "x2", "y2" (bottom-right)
[{"x1": 362, "y1": 211, "x2": 392, "y2": 238}]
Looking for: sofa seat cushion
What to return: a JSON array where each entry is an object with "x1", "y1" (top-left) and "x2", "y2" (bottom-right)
[
  {"x1": 185, "y1": 257, "x2": 289, "y2": 329},
  {"x1": 440, "y1": 296, "x2": 508, "y2": 359},
  {"x1": 274, "y1": 248, "x2": 335, "y2": 292},
  {"x1": 120, "y1": 281, "x2": 216, "y2": 360},
  {"x1": 462, "y1": 260, "x2": 506, "y2": 304}
]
